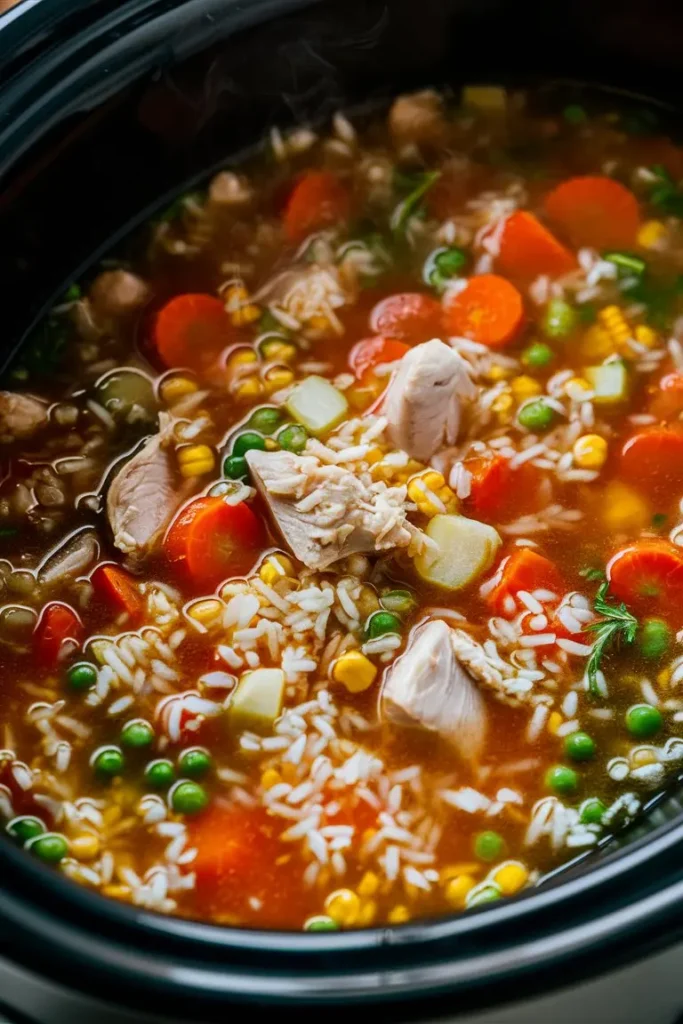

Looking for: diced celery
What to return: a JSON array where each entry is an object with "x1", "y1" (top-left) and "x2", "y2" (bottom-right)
[
  {"x1": 584, "y1": 361, "x2": 629, "y2": 404},
  {"x1": 414, "y1": 514, "x2": 502, "y2": 590},
  {"x1": 285, "y1": 375, "x2": 348, "y2": 436},
  {"x1": 229, "y1": 668, "x2": 285, "y2": 734}
]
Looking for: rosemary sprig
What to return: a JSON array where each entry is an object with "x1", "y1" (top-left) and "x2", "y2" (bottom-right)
[{"x1": 585, "y1": 581, "x2": 639, "y2": 698}]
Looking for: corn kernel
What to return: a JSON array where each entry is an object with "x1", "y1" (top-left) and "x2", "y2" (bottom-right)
[
  {"x1": 494, "y1": 861, "x2": 529, "y2": 895},
  {"x1": 631, "y1": 747, "x2": 657, "y2": 768},
  {"x1": 487, "y1": 364, "x2": 513, "y2": 382},
  {"x1": 491, "y1": 390, "x2": 514, "y2": 416},
  {"x1": 177, "y1": 444, "x2": 216, "y2": 478},
  {"x1": 261, "y1": 768, "x2": 282, "y2": 790},
  {"x1": 224, "y1": 284, "x2": 260, "y2": 326},
  {"x1": 548, "y1": 711, "x2": 563, "y2": 735},
  {"x1": 601, "y1": 480, "x2": 650, "y2": 532},
  {"x1": 358, "y1": 899, "x2": 377, "y2": 926},
  {"x1": 235, "y1": 377, "x2": 264, "y2": 401},
  {"x1": 564, "y1": 376, "x2": 593, "y2": 401},
  {"x1": 444, "y1": 875, "x2": 476, "y2": 909},
  {"x1": 187, "y1": 598, "x2": 223, "y2": 626},
  {"x1": 228, "y1": 348, "x2": 259, "y2": 369},
  {"x1": 597, "y1": 305, "x2": 631, "y2": 349},
  {"x1": 388, "y1": 905, "x2": 411, "y2": 924},
  {"x1": 357, "y1": 871, "x2": 380, "y2": 897},
  {"x1": 657, "y1": 667, "x2": 671, "y2": 689},
  {"x1": 332, "y1": 651, "x2": 377, "y2": 693},
  {"x1": 364, "y1": 447, "x2": 384, "y2": 466},
  {"x1": 578, "y1": 325, "x2": 614, "y2": 361},
  {"x1": 263, "y1": 367, "x2": 295, "y2": 392},
  {"x1": 325, "y1": 888, "x2": 361, "y2": 926},
  {"x1": 261, "y1": 340, "x2": 297, "y2": 363},
  {"x1": 440, "y1": 863, "x2": 481, "y2": 882},
  {"x1": 634, "y1": 324, "x2": 658, "y2": 349},
  {"x1": 407, "y1": 470, "x2": 457, "y2": 517},
  {"x1": 160, "y1": 376, "x2": 198, "y2": 405},
  {"x1": 510, "y1": 375, "x2": 542, "y2": 402},
  {"x1": 259, "y1": 553, "x2": 295, "y2": 586},
  {"x1": 308, "y1": 314, "x2": 331, "y2": 332},
  {"x1": 572, "y1": 433, "x2": 608, "y2": 469},
  {"x1": 102, "y1": 885, "x2": 132, "y2": 901},
  {"x1": 71, "y1": 834, "x2": 100, "y2": 861},
  {"x1": 102, "y1": 805, "x2": 122, "y2": 827},
  {"x1": 638, "y1": 219, "x2": 667, "y2": 249}
]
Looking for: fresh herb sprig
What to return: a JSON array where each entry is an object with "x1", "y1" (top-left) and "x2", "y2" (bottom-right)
[
  {"x1": 585, "y1": 581, "x2": 638, "y2": 698},
  {"x1": 391, "y1": 170, "x2": 441, "y2": 237}
]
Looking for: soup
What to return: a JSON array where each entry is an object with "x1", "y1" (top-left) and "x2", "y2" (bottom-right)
[{"x1": 2, "y1": 87, "x2": 683, "y2": 930}]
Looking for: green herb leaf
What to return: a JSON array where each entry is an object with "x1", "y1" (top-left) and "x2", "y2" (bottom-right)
[
  {"x1": 580, "y1": 566, "x2": 606, "y2": 582},
  {"x1": 652, "y1": 512, "x2": 668, "y2": 529},
  {"x1": 391, "y1": 170, "x2": 441, "y2": 237},
  {"x1": 585, "y1": 581, "x2": 639, "y2": 698}
]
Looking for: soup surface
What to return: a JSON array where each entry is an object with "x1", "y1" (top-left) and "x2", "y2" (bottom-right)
[{"x1": 3, "y1": 88, "x2": 683, "y2": 930}]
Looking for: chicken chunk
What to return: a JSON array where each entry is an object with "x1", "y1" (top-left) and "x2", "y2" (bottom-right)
[
  {"x1": 107, "y1": 413, "x2": 189, "y2": 558},
  {"x1": 383, "y1": 339, "x2": 474, "y2": 461},
  {"x1": 389, "y1": 90, "x2": 447, "y2": 151},
  {"x1": 89, "y1": 270, "x2": 150, "y2": 322},
  {"x1": 246, "y1": 448, "x2": 416, "y2": 571},
  {"x1": 0, "y1": 392, "x2": 48, "y2": 442},
  {"x1": 381, "y1": 619, "x2": 487, "y2": 761}
]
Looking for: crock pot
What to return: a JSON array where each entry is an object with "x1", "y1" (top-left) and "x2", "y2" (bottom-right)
[{"x1": 3, "y1": 1, "x2": 683, "y2": 1021}]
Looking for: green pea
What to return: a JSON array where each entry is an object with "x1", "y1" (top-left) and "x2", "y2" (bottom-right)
[
  {"x1": 67, "y1": 661, "x2": 97, "y2": 691},
  {"x1": 6, "y1": 815, "x2": 46, "y2": 844},
  {"x1": 177, "y1": 747, "x2": 213, "y2": 779},
  {"x1": 564, "y1": 731, "x2": 596, "y2": 762},
  {"x1": 170, "y1": 780, "x2": 209, "y2": 815},
  {"x1": 563, "y1": 105, "x2": 587, "y2": 125},
  {"x1": 120, "y1": 718, "x2": 154, "y2": 749},
  {"x1": 27, "y1": 832, "x2": 69, "y2": 864},
  {"x1": 248, "y1": 407, "x2": 284, "y2": 435},
  {"x1": 518, "y1": 399, "x2": 556, "y2": 432},
  {"x1": 145, "y1": 759, "x2": 176, "y2": 789},
  {"x1": 638, "y1": 618, "x2": 671, "y2": 660},
  {"x1": 278, "y1": 424, "x2": 308, "y2": 454},
  {"x1": 364, "y1": 611, "x2": 402, "y2": 640},
  {"x1": 580, "y1": 798, "x2": 606, "y2": 825},
  {"x1": 232, "y1": 432, "x2": 266, "y2": 457},
  {"x1": 474, "y1": 830, "x2": 505, "y2": 862},
  {"x1": 223, "y1": 454, "x2": 248, "y2": 480},
  {"x1": 542, "y1": 298, "x2": 577, "y2": 338},
  {"x1": 545, "y1": 764, "x2": 579, "y2": 796},
  {"x1": 304, "y1": 915, "x2": 339, "y2": 932},
  {"x1": 467, "y1": 885, "x2": 501, "y2": 908},
  {"x1": 434, "y1": 247, "x2": 467, "y2": 277},
  {"x1": 92, "y1": 745, "x2": 125, "y2": 778},
  {"x1": 522, "y1": 342, "x2": 554, "y2": 369},
  {"x1": 625, "y1": 704, "x2": 663, "y2": 738},
  {"x1": 380, "y1": 589, "x2": 417, "y2": 616}
]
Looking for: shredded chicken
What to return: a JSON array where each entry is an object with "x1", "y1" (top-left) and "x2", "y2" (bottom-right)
[
  {"x1": 0, "y1": 391, "x2": 49, "y2": 442},
  {"x1": 246, "y1": 448, "x2": 417, "y2": 570},
  {"x1": 388, "y1": 90, "x2": 447, "y2": 151},
  {"x1": 450, "y1": 628, "x2": 551, "y2": 708}
]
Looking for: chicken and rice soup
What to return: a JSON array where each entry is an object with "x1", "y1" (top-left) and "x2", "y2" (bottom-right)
[{"x1": 3, "y1": 87, "x2": 683, "y2": 930}]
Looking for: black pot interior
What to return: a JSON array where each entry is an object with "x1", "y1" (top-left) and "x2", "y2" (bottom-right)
[{"x1": 3, "y1": 0, "x2": 683, "y2": 1011}]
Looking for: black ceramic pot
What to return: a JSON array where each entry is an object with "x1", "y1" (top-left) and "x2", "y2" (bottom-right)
[{"x1": 2, "y1": 2, "x2": 683, "y2": 1021}]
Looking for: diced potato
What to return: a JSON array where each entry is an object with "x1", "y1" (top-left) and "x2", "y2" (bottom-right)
[
  {"x1": 584, "y1": 362, "x2": 628, "y2": 405},
  {"x1": 414, "y1": 514, "x2": 501, "y2": 590},
  {"x1": 461, "y1": 86, "x2": 507, "y2": 114},
  {"x1": 285, "y1": 375, "x2": 348, "y2": 436},
  {"x1": 95, "y1": 368, "x2": 157, "y2": 421},
  {"x1": 229, "y1": 668, "x2": 285, "y2": 734}
]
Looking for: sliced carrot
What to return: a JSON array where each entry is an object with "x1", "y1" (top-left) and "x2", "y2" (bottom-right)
[
  {"x1": 283, "y1": 171, "x2": 351, "y2": 242},
  {"x1": 465, "y1": 455, "x2": 546, "y2": 521},
  {"x1": 544, "y1": 175, "x2": 640, "y2": 250},
  {"x1": 607, "y1": 539, "x2": 683, "y2": 615},
  {"x1": 496, "y1": 211, "x2": 577, "y2": 280},
  {"x1": 164, "y1": 497, "x2": 264, "y2": 589},
  {"x1": 348, "y1": 336, "x2": 410, "y2": 384},
  {"x1": 649, "y1": 372, "x2": 683, "y2": 420},
  {"x1": 485, "y1": 549, "x2": 565, "y2": 617},
  {"x1": 91, "y1": 564, "x2": 144, "y2": 624},
  {"x1": 620, "y1": 426, "x2": 683, "y2": 499},
  {"x1": 369, "y1": 292, "x2": 442, "y2": 343},
  {"x1": 443, "y1": 274, "x2": 524, "y2": 347},
  {"x1": 154, "y1": 294, "x2": 232, "y2": 372},
  {"x1": 34, "y1": 602, "x2": 83, "y2": 668}
]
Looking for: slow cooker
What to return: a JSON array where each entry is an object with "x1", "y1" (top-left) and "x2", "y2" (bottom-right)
[{"x1": 3, "y1": 1, "x2": 683, "y2": 1020}]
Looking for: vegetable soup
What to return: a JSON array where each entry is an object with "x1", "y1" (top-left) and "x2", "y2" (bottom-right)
[{"x1": 3, "y1": 86, "x2": 683, "y2": 930}]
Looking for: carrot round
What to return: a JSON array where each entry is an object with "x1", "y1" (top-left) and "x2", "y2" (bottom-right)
[
  {"x1": 370, "y1": 293, "x2": 442, "y2": 343},
  {"x1": 349, "y1": 336, "x2": 410, "y2": 383},
  {"x1": 154, "y1": 294, "x2": 232, "y2": 372},
  {"x1": 283, "y1": 171, "x2": 351, "y2": 242},
  {"x1": 620, "y1": 426, "x2": 683, "y2": 498},
  {"x1": 607, "y1": 540, "x2": 683, "y2": 614},
  {"x1": 496, "y1": 211, "x2": 577, "y2": 280},
  {"x1": 544, "y1": 175, "x2": 640, "y2": 250},
  {"x1": 34, "y1": 603, "x2": 84, "y2": 668},
  {"x1": 485, "y1": 549, "x2": 564, "y2": 617},
  {"x1": 91, "y1": 564, "x2": 144, "y2": 624},
  {"x1": 164, "y1": 497, "x2": 264, "y2": 589},
  {"x1": 443, "y1": 274, "x2": 524, "y2": 347}
]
